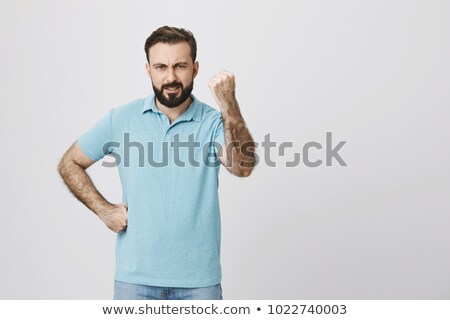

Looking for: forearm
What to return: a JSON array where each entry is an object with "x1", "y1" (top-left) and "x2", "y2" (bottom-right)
[
  {"x1": 58, "y1": 161, "x2": 113, "y2": 216},
  {"x1": 217, "y1": 92, "x2": 256, "y2": 176}
]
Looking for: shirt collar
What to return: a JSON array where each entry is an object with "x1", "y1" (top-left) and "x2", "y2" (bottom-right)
[{"x1": 142, "y1": 94, "x2": 201, "y2": 122}]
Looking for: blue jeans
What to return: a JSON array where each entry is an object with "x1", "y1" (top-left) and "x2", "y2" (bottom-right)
[{"x1": 114, "y1": 280, "x2": 223, "y2": 300}]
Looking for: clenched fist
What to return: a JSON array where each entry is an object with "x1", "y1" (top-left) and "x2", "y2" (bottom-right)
[
  {"x1": 98, "y1": 203, "x2": 128, "y2": 233},
  {"x1": 208, "y1": 70, "x2": 236, "y2": 107}
]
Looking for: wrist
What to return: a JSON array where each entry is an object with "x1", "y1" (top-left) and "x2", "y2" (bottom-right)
[
  {"x1": 95, "y1": 202, "x2": 115, "y2": 217},
  {"x1": 213, "y1": 90, "x2": 236, "y2": 106}
]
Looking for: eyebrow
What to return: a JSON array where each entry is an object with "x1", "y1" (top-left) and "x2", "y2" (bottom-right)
[{"x1": 152, "y1": 61, "x2": 189, "y2": 67}]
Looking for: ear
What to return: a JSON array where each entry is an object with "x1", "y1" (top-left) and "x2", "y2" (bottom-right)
[
  {"x1": 193, "y1": 61, "x2": 199, "y2": 78},
  {"x1": 145, "y1": 63, "x2": 152, "y2": 79}
]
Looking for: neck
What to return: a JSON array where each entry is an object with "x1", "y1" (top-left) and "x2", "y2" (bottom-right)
[{"x1": 155, "y1": 96, "x2": 192, "y2": 124}]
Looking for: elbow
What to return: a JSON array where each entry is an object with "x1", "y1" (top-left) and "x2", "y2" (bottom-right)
[
  {"x1": 229, "y1": 159, "x2": 255, "y2": 177},
  {"x1": 233, "y1": 166, "x2": 254, "y2": 178},
  {"x1": 57, "y1": 158, "x2": 66, "y2": 177},
  {"x1": 240, "y1": 167, "x2": 253, "y2": 177},
  {"x1": 58, "y1": 154, "x2": 73, "y2": 177}
]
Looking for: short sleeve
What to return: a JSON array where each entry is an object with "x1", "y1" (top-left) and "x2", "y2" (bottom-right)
[
  {"x1": 76, "y1": 109, "x2": 114, "y2": 161},
  {"x1": 213, "y1": 117, "x2": 225, "y2": 158}
]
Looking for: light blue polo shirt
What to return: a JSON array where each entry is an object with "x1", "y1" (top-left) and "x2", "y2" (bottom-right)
[{"x1": 77, "y1": 94, "x2": 225, "y2": 288}]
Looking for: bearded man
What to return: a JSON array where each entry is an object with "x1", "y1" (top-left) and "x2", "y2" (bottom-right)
[{"x1": 58, "y1": 26, "x2": 255, "y2": 300}]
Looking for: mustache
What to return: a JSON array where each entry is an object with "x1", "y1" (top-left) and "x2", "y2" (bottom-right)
[{"x1": 161, "y1": 82, "x2": 183, "y2": 90}]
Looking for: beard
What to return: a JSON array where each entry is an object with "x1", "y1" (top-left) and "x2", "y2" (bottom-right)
[{"x1": 153, "y1": 79, "x2": 194, "y2": 109}]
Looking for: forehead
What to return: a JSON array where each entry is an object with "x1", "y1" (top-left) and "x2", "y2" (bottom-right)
[{"x1": 148, "y1": 41, "x2": 192, "y2": 64}]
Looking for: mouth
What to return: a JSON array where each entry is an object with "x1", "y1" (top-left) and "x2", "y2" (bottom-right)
[{"x1": 165, "y1": 87, "x2": 180, "y2": 92}]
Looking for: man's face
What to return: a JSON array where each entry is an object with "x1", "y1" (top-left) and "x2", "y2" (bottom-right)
[{"x1": 146, "y1": 42, "x2": 199, "y2": 108}]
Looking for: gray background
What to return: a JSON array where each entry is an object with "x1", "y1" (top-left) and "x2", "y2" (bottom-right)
[{"x1": 1, "y1": 0, "x2": 449, "y2": 299}]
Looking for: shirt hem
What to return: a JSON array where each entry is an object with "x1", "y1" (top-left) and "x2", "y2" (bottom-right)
[{"x1": 114, "y1": 274, "x2": 222, "y2": 288}]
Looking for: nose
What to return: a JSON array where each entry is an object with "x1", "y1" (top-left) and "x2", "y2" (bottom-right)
[{"x1": 166, "y1": 66, "x2": 177, "y2": 82}]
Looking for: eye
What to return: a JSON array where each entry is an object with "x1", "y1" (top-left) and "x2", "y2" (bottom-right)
[
  {"x1": 177, "y1": 65, "x2": 187, "y2": 69},
  {"x1": 155, "y1": 65, "x2": 166, "y2": 70}
]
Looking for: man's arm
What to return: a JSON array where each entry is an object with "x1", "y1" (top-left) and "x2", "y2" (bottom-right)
[
  {"x1": 209, "y1": 71, "x2": 256, "y2": 177},
  {"x1": 57, "y1": 142, "x2": 128, "y2": 233}
]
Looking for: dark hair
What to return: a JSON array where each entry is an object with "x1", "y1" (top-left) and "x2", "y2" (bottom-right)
[{"x1": 144, "y1": 26, "x2": 197, "y2": 63}]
